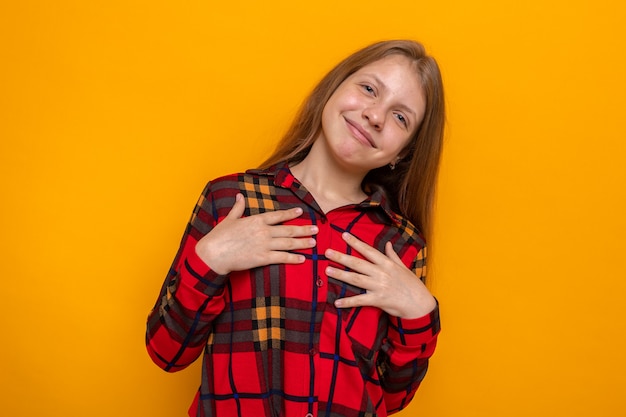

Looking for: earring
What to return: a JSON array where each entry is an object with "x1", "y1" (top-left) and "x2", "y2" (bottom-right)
[{"x1": 389, "y1": 162, "x2": 396, "y2": 170}]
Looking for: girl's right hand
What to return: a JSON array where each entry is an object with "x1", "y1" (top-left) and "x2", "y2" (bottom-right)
[{"x1": 195, "y1": 193, "x2": 318, "y2": 274}]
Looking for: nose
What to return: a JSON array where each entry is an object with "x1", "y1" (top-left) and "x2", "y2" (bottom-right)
[{"x1": 363, "y1": 105, "x2": 384, "y2": 130}]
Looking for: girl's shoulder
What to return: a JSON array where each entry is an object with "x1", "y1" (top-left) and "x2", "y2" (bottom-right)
[{"x1": 203, "y1": 166, "x2": 278, "y2": 193}]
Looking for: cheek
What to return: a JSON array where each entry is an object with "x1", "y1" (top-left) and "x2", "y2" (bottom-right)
[
  {"x1": 320, "y1": 104, "x2": 333, "y2": 135},
  {"x1": 387, "y1": 129, "x2": 413, "y2": 153},
  {"x1": 326, "y1": 87, "x2": 362, "y2": 113}
]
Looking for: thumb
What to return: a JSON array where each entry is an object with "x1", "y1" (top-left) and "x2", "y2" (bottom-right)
[
  {"x1": 384, "y1": 241, "x2": 404, "y2": 266},
  {"x1": 225, "y1": 193, "x2": 246, "y2": 220}
]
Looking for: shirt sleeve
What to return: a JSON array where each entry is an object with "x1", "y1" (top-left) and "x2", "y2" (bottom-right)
[
  {"x1": 145, "y1": 182, "x2": 230, "y2": 372},
  {"x1": 378, "y1": 246, "x2": 441, "y2": 413}
]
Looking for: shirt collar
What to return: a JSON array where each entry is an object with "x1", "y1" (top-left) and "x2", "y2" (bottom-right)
[{"x1": 247, "y1": 162, "x2": 404, "y2": 227}]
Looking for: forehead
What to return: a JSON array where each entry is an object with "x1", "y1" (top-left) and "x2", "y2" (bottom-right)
[{"x1": 351, "y1": 54, "x2": 420, "y2": 88}]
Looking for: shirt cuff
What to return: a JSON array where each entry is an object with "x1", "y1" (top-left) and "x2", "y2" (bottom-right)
[
  {"x1": 387, "y1": 300, "x2": 440, "y2": 355},
  {"x1": 175, "y1": 245, "x2": 229, "y2": 311}
]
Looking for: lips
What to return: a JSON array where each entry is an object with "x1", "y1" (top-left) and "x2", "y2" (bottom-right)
[{"x1": 344, "y1": 117, "x2": 376, "y2": 148}]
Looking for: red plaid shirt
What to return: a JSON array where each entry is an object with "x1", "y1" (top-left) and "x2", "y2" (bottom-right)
[{"x1": 146, "y1": 163, "x2": 440, "y2": 417}]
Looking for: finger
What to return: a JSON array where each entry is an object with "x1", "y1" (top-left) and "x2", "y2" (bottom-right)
[
  {"x1": 325, "y1": 265, "x2": 371, "y2": 289},
  {"x1": 261, "y1": 206, "x2": 305, "y2": 225},
  {"x1": 270, "y1": 224, "x2": 319, "y2": 238},
  {"x1": 325, "y1": 248, "x2": 372, "y2": 274},
  {"x1": 225, "y1": 193, "x2": 246, "y2": 220},
  {"x1": 265, "y1": 251, "x2": 306, "y2": 265},
  {"x1": 334, "y1": 293, "x2": 372, "y2": 310},
  {"x1": 341, "y1": 232, "x2": 386, "y2": 263},
  {"x1": 384, "y1": 241, "x2": 405, "y2": 266},
  {"x1": 268, "y1": 237, "x2": 317, "y2": 251}
]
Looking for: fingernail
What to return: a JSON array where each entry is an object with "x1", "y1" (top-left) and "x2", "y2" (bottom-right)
[
  {"x1": 310, "y1": 226, "x2": 319, "y2": 234},
  {"x1": 342, "y1": 232, "x2": 351, "y2": 240},
  {"x1": 334, "y1": 299, "x2": 343, "y2": 308},
  {"x1": 294, "y1": 208, "x2": 303, "y2": 215},
  {"x1": 309, "y1": 238, "x2": 317, "y2": 247}
]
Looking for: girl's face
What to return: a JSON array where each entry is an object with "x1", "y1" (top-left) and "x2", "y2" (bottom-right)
[{"x1": 319, "y1": 54, "x2": 426, "y2": 175}]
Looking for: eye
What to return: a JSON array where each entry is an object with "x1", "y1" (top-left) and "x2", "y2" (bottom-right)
[
  {"x1": 395, "y1": 113, "x2": 408, "y2": 127},
  {"x1": 361, "y1": 84, "x2": 376, "y2": 95}
]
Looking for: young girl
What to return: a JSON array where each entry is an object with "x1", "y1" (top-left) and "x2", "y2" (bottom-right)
[{"x1": 146, "y1": 39, "x2": 444, "y2": 417}]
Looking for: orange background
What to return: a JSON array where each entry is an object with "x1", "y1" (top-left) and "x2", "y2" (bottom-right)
[{"x1": 1, "y1": 1, "x2": 625, "y2": 416}]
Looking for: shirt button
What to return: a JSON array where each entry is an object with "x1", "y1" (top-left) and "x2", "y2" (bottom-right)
[
  {"x1": 305, "y1": 414, "x2": 314, "y2": 417},
  {"x1": 309, "y1": 348, "x2": 317, "y2": 356},
  {"x1": 316, "y1": 278, "x2": 324, "y2": 287}
]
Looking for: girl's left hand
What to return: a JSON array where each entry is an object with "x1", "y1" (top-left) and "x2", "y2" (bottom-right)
[{"x1": 324, "y1": 232, "x2": 437, "y2": 319}]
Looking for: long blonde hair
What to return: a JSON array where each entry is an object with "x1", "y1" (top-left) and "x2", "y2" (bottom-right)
[{"x1": 260, "y1": 40, "x2": 445, "y2": 243}]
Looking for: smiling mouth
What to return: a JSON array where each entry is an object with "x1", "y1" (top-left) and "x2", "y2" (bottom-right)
[{"x1": 344, "y1": 117, "x2": 376, "y2": 148}]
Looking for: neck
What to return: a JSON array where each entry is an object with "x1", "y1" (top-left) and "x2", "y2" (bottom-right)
[{"x1": 290, "y1": 142, "x2": 368, "y2": 213}]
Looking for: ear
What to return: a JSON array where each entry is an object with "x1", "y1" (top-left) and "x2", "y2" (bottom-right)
[
  {"x1": 391, "y1": 155, "x2": 402, "y2": 165},
  {"x1": 397, "y1": 138, "x2": 417, "y2": 162}
]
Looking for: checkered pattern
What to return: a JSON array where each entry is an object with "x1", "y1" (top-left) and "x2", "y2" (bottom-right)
[{"x1": 146, "y1": 163, "x2": 440, "y2": 417}]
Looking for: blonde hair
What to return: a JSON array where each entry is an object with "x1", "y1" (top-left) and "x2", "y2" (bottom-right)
[{"x1": 260, "y1": 40, "x2": 445, "y2": 243}]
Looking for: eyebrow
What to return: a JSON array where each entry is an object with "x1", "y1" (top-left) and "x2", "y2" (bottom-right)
[{"x1": 362, "y1": 73, "x2": 418, "y2": 120}]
